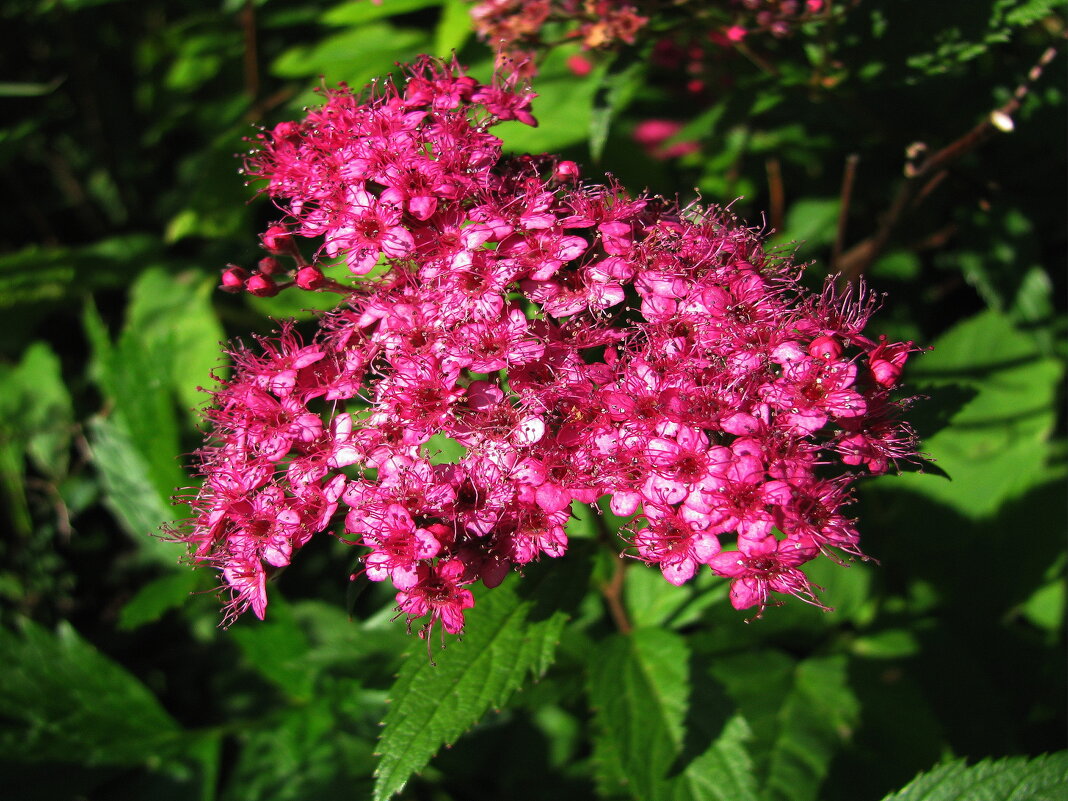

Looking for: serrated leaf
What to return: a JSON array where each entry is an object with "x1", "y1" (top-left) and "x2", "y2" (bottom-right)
[
  {"x1": 881, "y1": 753, "x2": 1068, "y2": 801},
  {"x1": 373, "y1": 554, "x2": 590, "y2": 801},
  {"x1": 87, "y1": 415, "x2": 183, "y2": 565},
  {"x1": 761, "y1": 656, "x2": 859, "y2": 801},
  {"x1": 707, "y1": 651, "x2": 858, "y2": 801},
  {"x1": 84, "y1": 291, "x2": 191, "y2": 550},
  {"x1": 0, "y1": 618, "x2": 182, "y2": 765},
  {"x1": 588, "y1": 628, "x2": 759, "y2": 801},
  {"x1": 884, "y1": 311, "x2": 1063, "y2": 518}
]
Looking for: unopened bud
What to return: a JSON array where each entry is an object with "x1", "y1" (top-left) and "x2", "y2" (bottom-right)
[
  {"x1": 257, "y1": 257, "x2": 282, "y2": 275},
  {"x1": 246, "y1": 273, "x2": 279, "y2": 297},
  {"x1": 808, "y1": 335, "x2": 843, "y2": 360},
  {"x1": 262, "y1": 225, "x2": 292, "y2": 254},
  {"x1": 295, "y1": 266, "x2": 327, "y2": 290},
  {"x1": 220, "y1": 265, "x2": 248, "y2": 293},
  {"x1": 555, "y1": 160, "x2": 580, "y2": 181}
]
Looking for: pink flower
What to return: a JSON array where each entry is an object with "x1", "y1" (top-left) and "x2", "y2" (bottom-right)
[
  {"x1": 396, "y1": 559, "x2": 476, "y2": 636},
  {"x1": 180, "y1": 56, "x2": 919, "y2": 635},
  {"x1": 709, "y1": 535, "x2": 823, "y2": 616}
]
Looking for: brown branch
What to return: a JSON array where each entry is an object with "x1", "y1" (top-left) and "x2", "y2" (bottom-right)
[
  {"x1": 766, "y1": 157, "x2": 784, "y2": 233},
  {"x1": 837, "y1": 44, "x2": 1059, "y2": 283},
  {"x1": 600, "y1": 556, "x2": 633, "y2": 635},
  {"x1": 831, "y1": 153, "x2": 858, "y2": 271}
]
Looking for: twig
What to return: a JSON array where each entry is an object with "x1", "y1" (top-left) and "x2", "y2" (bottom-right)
[
  {"x1": 831, "y1": 153, "x2": 858, "y2": 271},
  {"x1": 837, "y1": 44, "x2": 1059, "y2": 283},
  {"x1": 601, "y1": 557, "x2": 633, "y2": 635},
  {"x1": 766, "y1": 157, "x2": 784, "y2": 233}
]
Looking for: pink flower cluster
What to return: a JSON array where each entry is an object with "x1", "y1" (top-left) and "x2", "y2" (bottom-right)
[
  {"x1": 179, "y1": 57, "x2": 918, "y2": 637},
  {"x1": 468, "y1": 0, "x2": 832, "y2": 68},
  {"x1": 471, "y1": 0, "x2": 648, "y2": 61}
]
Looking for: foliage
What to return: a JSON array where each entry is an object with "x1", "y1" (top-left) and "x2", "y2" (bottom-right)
[{"x1": 0, "y1": 1, "x2": 1063, "y2": 800}]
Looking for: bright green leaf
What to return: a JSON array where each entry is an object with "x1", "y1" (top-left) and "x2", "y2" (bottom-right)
[
  {"x1": 772, "y1": 198, "x2": 840, "y2": 251},
  {"x1": 496, "y1": 48, "x2": 603, "y2": 155},
  {"x1": 588, "y1": 628, "x2": 759, "y2": 801},
  {"x1": 323, "y1": 0, "x2": 442, "y2": 27},
  {"x1": 272, "y1": 24, "x2": 429, "y2": 105},
  {"x1": 87, "y1": 415, "x2": 183, "y2": 565},
  {"x1": 709, "y1": 652, "x2": 859, "y2": 801},
  {"x1": 885, "y1": 310, "x2": 1062, "y2": 518},
  {"x1": 374, "y1": 554, "x2": 590, "y2": 801},
  {"x1": 434, "y1": 0, "x2": 473, "y2": 57},
  {"x1": 881, "y1": 753, "x2": 1068, "y2": 801},
  {"x1": 126, "y1": 267, "x2": 227, "y2": 422}
]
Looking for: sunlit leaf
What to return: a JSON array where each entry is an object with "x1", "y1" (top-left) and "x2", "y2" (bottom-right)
[
  {"x1": 588, "y1": 628, "x2": 759, "y2": 801},
  {"x1": 880, "y1": 753, "x2": 1068, "y2": 801},
  {"x1": 374, "y1": 553, "x2": 590, "y2": 801}
]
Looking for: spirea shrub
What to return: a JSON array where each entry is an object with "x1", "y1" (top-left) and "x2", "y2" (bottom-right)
[{"x1": 177, "y1": 56, "x2": 919, "y2": 638}]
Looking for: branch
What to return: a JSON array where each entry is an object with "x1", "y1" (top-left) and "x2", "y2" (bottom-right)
[{"x1": 837, "y1": 44, "x2": 1059, "y2": 283}]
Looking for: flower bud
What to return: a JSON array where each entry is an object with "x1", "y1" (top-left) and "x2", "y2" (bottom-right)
[
  {"x1": 220, "y1": 265, "x2": 248, "y2": 293},
  {"x1": 808, "y1": 335, "x2": 843, "y2": 361},
  {"x1": 262, "y1": 225, "x2": 292, "y2": 254},
  {"x1": 295, "y1": 266, "x2": 327, "y2": 290},
  {"x1": 555, "y1": 160, "x2": 581, "y2": 181},
  {"x1": 246, "y1": 273, "x2": 279, "y2": 297},
  {"x1": 257, "y1": 257, "x2": 282, "y2": 275}
]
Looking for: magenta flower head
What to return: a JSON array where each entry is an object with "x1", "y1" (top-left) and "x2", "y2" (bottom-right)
[{"x1": 175, "y1": 56, "x2": 920, "y2": 637}]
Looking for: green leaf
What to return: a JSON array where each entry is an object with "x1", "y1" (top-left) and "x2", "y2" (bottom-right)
[
  {"x1": 434, "y1": 0, "x2": 473, "y2": 57},
  {"x1": 125, "y1": 267, "x2": 227, "y2": 422},
  {"x1": 589, "y1": 53, "x2": 645, "y2": 162},
  {"x1": 119, "y1": 570, "x2": 202, "y2": 630},
  {"x1": 322, "y1": 0, "x2": 442, "y2": 26},
  {"x1": 0, "y1": 235, "x2": 160, "y2": 309},
  {"x1": 272, "y1": 24, "x2": 430, "y2": 105},
  {"x1": 87, "y1": 415, "x2": 183, "y2": 565},
  {"x1": 1001, "y1": 0, "x2": 1062, "y2": 27},
  {"x1": 221, "y1": 684, "x2": 381, "y2": 801},
  {"x1": 772, "y1": 198, "x2": 840, "y2": 250},
  {"x1": 0, "y1": 618, "x2": 182, "y2": 765},
  {"x1": 0, "y1": 342, "x2": 73, "y2": 482},
  {"x1": 885, "y1": 310, "x2": 1062, "y2": 518},
  {"x1": 16, "y1": 342, "x2": 74, "y2": 479},
  {"x1": 228, "y1": 595, "x2": 316, "y2": 700},
  {"x1": 881, "y1": 753, "x2": 1068, "y2": 801},
  {"x1": 588, "y1": 628, "x2": 759, "y2": 801},
  {"x1": 709, "y1": 652, "x2": 859, "y2": 801},
  {"x1": 625, "y1": 564, "x2": 725, "y2": 629},
  {"x1": 496, "y1": 48, "x2": 603, "y2": 155},
  {"x1": 0, "y1": 78, "x2": 64, "y2": 97},
  {"x1": 373, "y1": 554, "x2": 590, "y2": 801}
]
